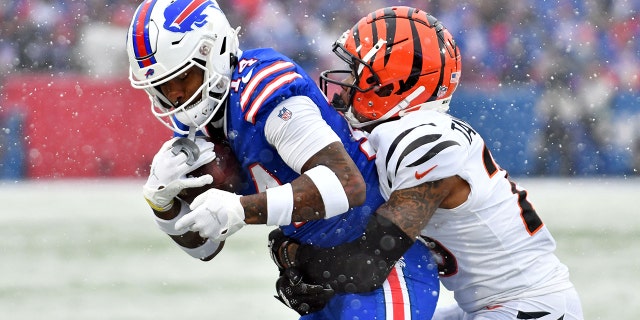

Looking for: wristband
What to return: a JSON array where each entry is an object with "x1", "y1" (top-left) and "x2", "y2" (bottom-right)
[
  {"x1": 146, "y1": 197, "x2": 174, "y2": 212},
  {"x1": 266, "y1": 183, "x2": 294, "y2": 226},
  {"x1": 304, "y1": 165, "x2": 349, "y2": 219}
]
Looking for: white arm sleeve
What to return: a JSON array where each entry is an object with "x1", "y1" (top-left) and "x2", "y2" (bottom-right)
[
  {"x1": 154, "y1": 198, "x2": 222, "y2": 260},
  {"x1": 264, "y1": 96, "x2": 341, "y2": 173}
]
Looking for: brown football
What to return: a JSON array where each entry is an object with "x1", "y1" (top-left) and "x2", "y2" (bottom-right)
[{"x1": 178, "y1": 136, "x2": 244, "y2": 204}]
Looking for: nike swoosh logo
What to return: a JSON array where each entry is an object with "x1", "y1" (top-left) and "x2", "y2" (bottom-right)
[
  {"x1": 242, "y1": 69, "x2": 253, "y2": 83},
  {"x1": 415, "y1": 165, "x2": 438, "y2": 180}
]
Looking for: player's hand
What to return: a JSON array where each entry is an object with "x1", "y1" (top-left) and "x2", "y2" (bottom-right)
[
  {"x1": 174, "y1": 188, "x2": 246, "y2": 240},
  {"x1": 275, "y1": 273, "x2": 335, "y2": 315},
  {"x1": 268, "y1": 228, "x2": 299, "y2": 273},
  {"x1": 268, "y1": 229, "x2": 334, "y2": 315},
  {"x1": 143, "y1": 137, "x2": 217, "y2": 211}
]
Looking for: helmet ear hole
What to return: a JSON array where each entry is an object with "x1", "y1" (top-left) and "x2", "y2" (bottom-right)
[
  {"x1": 365, "y1": 76, "x2": 377, "y2": 85},
  {"x1": 375, "y1": 84, "x2": 394, "y2": 97},
  {"x1": 193, "y1": 58, "x2": 207, "y2": 68},
  {"x1": 219, "y1": 37, "x2": 227, "y2": 55}
]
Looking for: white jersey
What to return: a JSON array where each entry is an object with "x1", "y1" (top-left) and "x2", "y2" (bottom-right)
[{"x1": 368, "y1": 110, "x2": 575, "y2": 313}]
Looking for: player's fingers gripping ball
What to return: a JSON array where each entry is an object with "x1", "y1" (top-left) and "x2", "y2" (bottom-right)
[{"x1": 143, "y1": 137, "x2": 217, "y2": 211}]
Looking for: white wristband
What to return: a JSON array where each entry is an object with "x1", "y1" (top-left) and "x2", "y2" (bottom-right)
[
  {"x1": 154, "y1": 198, "x2": 190, "y2": 235},
  {"x1": 305, "y1": 165, "x2": 349, "y2": 219},
  {"x1": 266, "y1": 183, "x2": 294, "y2": 226}
]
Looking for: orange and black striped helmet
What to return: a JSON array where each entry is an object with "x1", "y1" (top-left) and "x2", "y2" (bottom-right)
[{"x1": 320, "y1": 6, "x2": 461, "y2": 127}]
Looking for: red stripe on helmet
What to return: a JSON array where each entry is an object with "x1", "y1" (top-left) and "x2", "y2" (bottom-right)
[{"x1": 173, "y1": 0, "x2": 209, "y2": 25}]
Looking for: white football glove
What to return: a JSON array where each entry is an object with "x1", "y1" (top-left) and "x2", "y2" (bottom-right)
[
  {"x1": 143, "y1": 137, "x2": 217, "y2": 211},
  {"x1": 174, "y1": 188, "x2": 246, "y2": 241}
]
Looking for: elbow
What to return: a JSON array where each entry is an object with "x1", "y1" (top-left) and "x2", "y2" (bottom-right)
[{"x1": 344, "y1": 170, "x2": 366, "y2": 207}]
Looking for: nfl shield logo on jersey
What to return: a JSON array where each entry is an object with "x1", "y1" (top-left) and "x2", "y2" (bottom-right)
[{"x1": 278, "y1": 107, "x2": 293, "y2": 121}]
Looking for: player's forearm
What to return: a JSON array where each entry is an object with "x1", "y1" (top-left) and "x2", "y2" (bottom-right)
[
  {"x1": 376, "y1": 181, "x2": 446, "y2": 239},
  {"x1": 239, "y1": 172, "x2": 342, "y2": 224},
  {"x1": 295, "y1": 213, "x2": 414, "y2": 293},
  {"x1": 241, "y1": 142, "x2": 366, "y2": 225}
]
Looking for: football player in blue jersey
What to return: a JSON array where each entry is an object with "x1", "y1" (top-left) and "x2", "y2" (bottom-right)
[{"x1": 126, "y1": 0, "x2": 439, "y2": 318}]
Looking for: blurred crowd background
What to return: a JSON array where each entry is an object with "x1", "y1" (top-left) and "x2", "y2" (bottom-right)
[{"x1": 0, "y1": 0, "x2": 638, "y2": 179}]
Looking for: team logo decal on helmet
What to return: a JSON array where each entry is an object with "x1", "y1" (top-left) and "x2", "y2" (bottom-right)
[
  {"x1": 130, "y1": 0, "x2": 220, "y2": 69},
  {"x1": 163, "y1": 0, "x2": 220, "y2": 33},
  {"x1": 131, "y1": 0, "x2": 160, "y2": 68}
]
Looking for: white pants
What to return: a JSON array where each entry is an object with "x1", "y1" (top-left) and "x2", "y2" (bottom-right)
[{"x1": 433, "y1": 288, "x2": 584, "y2": 320}]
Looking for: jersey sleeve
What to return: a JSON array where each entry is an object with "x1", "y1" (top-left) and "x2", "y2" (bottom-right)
[
  {"x1": 264, "y1": 96, "x2": 340, "y2": 173},
  {"x1": 238, "y1": 56, "x2": 310, "y2": 125},
  {"x1": 391, "y1": 133, "x2": 467, "y2": 192},
  {"x1": 374, "y1": 114, "x2": 470, "y2": 194}
]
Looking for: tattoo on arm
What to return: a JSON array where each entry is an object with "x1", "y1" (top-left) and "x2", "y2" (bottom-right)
[
  {"x1": 376, "y1": 180, "x2": 447, "y2": 238},
  {"x1": 242, "y1": 142, "x2": 365, "y2": 224},
  {"x1": 293, "y1": 141, "x2": 365, "y2": 222}
]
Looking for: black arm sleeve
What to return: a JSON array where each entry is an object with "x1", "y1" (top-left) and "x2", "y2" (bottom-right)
[{"x1": 295, "y1": 213, "x2": 414, "y2": 293}]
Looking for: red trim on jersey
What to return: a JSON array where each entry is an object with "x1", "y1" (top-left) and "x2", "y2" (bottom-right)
[
  {"x1": 247, "y1": 162, "x2": 282, "y2": 192},
  {"x1": 244, "y1": 72, "x2": 302, "y2": 124},
  {"x1": 240, "y1": 61, "x2": 294, "y2": 111},
  {"x1": 387, "y1": 267, "x2": 406, "y2": 319}
]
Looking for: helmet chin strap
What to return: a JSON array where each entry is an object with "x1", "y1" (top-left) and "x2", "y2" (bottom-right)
[
  {"x1": 187, "y1": 126, "x2": 197, "y2": 140},
  {"x1": 347, "y1": 86, "x2": 426, "y2": 128},
  {"x1": 356, "y1": 38, "x2": 387, "y2": 75},
  {"x1": 170, "y1": 126, "x2": 200, "y2": 165}
]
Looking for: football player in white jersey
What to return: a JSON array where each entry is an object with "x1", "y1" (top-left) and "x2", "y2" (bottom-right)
[{"x1": 271, "y1": 6, "x2": 585, "y2": 320}]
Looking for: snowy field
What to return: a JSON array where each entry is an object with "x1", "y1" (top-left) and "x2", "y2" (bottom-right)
[{"x1": 1, "y1": 178, "x2": 638, "y2": 319}]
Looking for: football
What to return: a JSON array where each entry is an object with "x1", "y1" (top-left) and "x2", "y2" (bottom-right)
[{"x1": 179, "y1": 136, "x2": 244, "y2": 204}]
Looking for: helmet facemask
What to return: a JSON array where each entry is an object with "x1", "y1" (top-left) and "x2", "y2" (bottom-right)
[
  {"x1": 321, "y1": 38, "x2": 425, "y2": 129},
  {"x1": 320, "y1": 36, "x2": 387, "y2": 128},
  {"x1": 144, "y1": 54, "x2": 230, "y2": 135}
]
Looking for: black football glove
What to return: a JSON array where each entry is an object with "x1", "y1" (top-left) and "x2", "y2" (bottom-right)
[
  {"x1": 268, "y1": 228, "x2": 335, "y2": 315},
  {"x1": 274, "y1": 273, "x2": 335, "y2": 315},
  {"x1": 268, "y1": 228, "x2": 298, "y2": 273}
]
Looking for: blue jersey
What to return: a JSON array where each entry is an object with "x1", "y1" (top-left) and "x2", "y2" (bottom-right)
[
  {"x1": 224, "y1": 48, "x2": 383, "y2": 247},
  {"x1": 176, "y1": 48, "x2": 438, "y2": 319}
]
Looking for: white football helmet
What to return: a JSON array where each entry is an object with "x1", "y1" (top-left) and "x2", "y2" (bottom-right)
[{"x1": 126, "y1": 0, "x2": 239, "y2": 134}]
